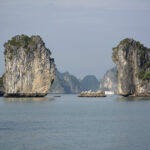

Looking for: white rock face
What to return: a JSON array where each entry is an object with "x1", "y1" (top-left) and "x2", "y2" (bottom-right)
[
  {"x1": 112, "y1": 38, "x2": 150, "y2": 97},
  {"x1": 4, "y1": 35, "x2": 55, "y2": 97}
]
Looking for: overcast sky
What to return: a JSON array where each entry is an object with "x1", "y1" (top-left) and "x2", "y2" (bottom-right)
[{"x1": 0, "y1": 0, "x2": 150, "y2": 79}]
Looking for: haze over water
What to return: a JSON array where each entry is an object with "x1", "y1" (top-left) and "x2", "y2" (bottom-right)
[{"x1": 0, "y1": 94, "x2": 150, "y2": 150}]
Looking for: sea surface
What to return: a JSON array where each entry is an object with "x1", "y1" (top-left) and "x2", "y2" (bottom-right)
[{"x1": 0, "y1": 94, "x2": 150, "y2": 150}]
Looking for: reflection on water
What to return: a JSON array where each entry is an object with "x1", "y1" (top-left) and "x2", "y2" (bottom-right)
[
  {"x1": 117, "y1": 96, "x2": 150, "y2": 101},
  {"x1": 4, "y1": 97, "x2": 54, "y2": 103}
]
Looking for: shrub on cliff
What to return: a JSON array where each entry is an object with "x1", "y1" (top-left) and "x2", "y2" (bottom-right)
[{"x1": 4, "y1": 35, "x2": 37, "y2": 57}]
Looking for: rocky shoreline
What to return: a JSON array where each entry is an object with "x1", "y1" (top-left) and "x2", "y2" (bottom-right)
[{"x1": 78, "y1": 90, "x2": 106, "y2": 97}]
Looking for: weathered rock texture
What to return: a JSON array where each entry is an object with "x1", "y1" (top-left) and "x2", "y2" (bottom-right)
[
  {"x1": 99, "y1": 67, "x2": 118, "y2": 94},
  {"x1": 112, "y1": 38, "x2": 150, "y2": 97},
  {"x1": 4, "y1": 35, "x2": 55, "y2": 97}
]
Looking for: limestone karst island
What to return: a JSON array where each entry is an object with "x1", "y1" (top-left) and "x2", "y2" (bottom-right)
[
  {"x1": 112, "y1": 38, "x2": 150, "y2": 97},
  {"x1": 0, "y1": 35, "x2": 55, "y2": 97}
]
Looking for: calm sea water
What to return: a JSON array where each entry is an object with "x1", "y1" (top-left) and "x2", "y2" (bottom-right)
[{"x1": 0, "y1": 94, "x2": 150, "y2": 150}]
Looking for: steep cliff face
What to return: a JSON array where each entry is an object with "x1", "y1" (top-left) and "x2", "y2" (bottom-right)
[
  {"x1": 112, "y1": 38, "x2": 150, "y2": 96},
  {"x1": 4, "y1": 35, "x2": 55, "y2": 97},
  {"x1": 99, "y1": 67, "x2": 117, "y2": 93}
]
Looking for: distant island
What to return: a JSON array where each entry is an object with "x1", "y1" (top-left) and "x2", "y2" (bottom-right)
[
  {"x1": 50, "y1": 68, "x2": 118, "y2": 95},
  {"x1": 50, "y1": 70, "x2": 100, "y2": 94}
]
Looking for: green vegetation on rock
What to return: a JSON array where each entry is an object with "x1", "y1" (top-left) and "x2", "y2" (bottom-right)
[
  {"x1": 138, "y1": 42, "x2": 148, "y2": 62},
  {"x1": 112, "y1": 38, "x2": 131, "y2": 50},
  {"x1": 136, "y1": 62, "x2": 150, "y2": 80},
  {"x1": 8, "y1": 38, "x2": 21, "y2": 47},
  {"x1": 7, "y1": 35, "x2": 35, "y2": 47},
  {"x1": 143, "y1": 71, "x2": 150, "y2": 80},
  {"x1": 136, "y1": 42, "x2": 150, "y2": 81},
  {"x1": 113, "y1": 38, "x2": 147, "y2": 51},
  {"x1": 4, "y1": 35, "x2": 36, "y2": 55},
  {"x1": 119, "y1": 38, "x2": 131, "y2": 45}
]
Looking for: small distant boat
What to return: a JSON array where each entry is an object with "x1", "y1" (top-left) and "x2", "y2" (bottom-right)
[{"x1": 53, "y1": 96, "x2": 61, "y2": 98}]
